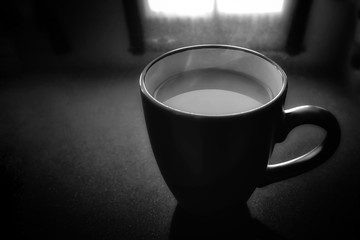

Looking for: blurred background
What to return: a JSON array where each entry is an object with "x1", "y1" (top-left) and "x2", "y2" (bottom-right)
[
  {"x1": 1, "y1": 0, "x2": 360, "y2": 239},
  {"x1": 0, "y1": 0, "x2": 359, "y2": 73}
]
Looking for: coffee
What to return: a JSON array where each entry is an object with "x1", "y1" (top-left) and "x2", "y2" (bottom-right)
[{"x1": 154, "y1": 68, "x2": 272, "y2": 115}]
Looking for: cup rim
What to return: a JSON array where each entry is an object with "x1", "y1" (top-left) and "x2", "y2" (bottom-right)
[{"x1": 140, "y1": 44, "x2": 287, "y2": 117}]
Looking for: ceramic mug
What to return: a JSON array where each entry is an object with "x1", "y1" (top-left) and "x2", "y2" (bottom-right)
[{"x1": 140, "y1": 45, "x2": 340, "y2": 215}]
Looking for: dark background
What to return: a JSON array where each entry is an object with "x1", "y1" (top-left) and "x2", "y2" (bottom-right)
[{"x1": 1, "y1": 0, "x2": 360, "y2": 239}]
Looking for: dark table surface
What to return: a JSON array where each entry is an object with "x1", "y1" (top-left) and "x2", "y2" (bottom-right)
[{"x1": 1, "y1": 60, "x2": 360, "y2": 239}]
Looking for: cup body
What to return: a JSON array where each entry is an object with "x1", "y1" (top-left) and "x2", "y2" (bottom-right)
[{"x1": 140, "y1": 45, "x2": 287, "y2": 214}]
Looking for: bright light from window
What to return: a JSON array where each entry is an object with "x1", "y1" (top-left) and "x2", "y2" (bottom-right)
[
  {"x1": 217, "y1": 0, "x2": 284, "y2": 14},
  {"x1": 147, "y1": 0, "x2": 284, "y2": 18},
  {"x1": 148, "y1": 0, "x2": 215, "y2": 17}
]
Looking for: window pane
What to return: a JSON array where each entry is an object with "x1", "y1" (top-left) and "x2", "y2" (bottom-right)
[
  {"x1": 147, "y1": 0, "x2": 215, "y2": 18},
  {"x1": 217, "y1": 0, "x2": 284, "y2": 14}
]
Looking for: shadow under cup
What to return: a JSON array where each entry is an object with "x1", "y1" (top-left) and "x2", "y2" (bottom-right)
[{"x1": 140, "y1": 45, "x2": 340, "y2": 216}]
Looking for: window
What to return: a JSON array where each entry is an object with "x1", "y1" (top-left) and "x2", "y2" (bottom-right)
[
  {"x1": 139, "y1": 0, "x2": 292, "y2": 52},
  {"x1": 147, "y1": 0, "x2": 284, "y2": 17}
]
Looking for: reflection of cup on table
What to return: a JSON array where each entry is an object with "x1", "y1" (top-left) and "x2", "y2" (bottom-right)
[{"x1": 140, "y1": 45, "x2": 340, "y2": 216}]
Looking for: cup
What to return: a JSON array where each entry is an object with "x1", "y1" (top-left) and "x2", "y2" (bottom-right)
[{"x1": 139, "y1": 45, "x2": 340, "y2": 215}]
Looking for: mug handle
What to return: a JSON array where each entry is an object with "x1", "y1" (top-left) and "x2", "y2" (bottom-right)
[{"x1": 258, "y1": 105, "x2": 341, "y2": 187}]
